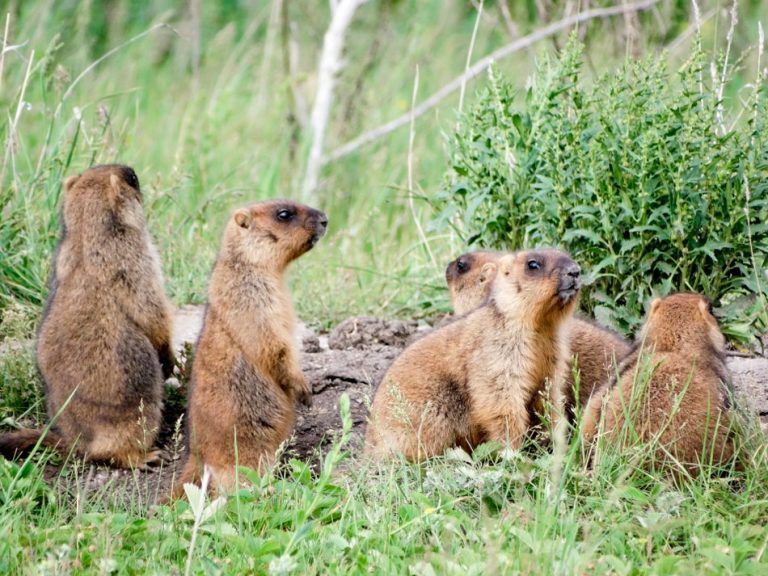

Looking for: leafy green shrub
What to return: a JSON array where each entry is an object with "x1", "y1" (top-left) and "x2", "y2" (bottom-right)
[{"x1": 433, "y1": 40, "x2": 768, "y2": 338}]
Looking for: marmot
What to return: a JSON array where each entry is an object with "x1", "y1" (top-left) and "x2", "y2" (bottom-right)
[
  {"x1": 446, "y1": 250, "x2": 630, "y2": 414},
  {"x1": 0, "y1": 165, "x2": 175, "y2": 468},
  {"x1": 365, "y1": 249, "x2": 581, "y2": 461},
  {"x1": 176, "y1": 200, "x2": 327, "y2": 494},
  {"x1": 582, "y1": 293, "x2": 735, "y2": 474}
]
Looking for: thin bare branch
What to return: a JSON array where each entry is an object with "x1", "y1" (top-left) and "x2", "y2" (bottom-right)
[
  {"x1": 498, "y1": 0, "x2": 520, "y2": 39},
  {"x1": 324, "y1": 0, "x2": 660, "y2": 165},
  {"x1": 301, "y1": 0, "x2": 369, "y2": 201}
]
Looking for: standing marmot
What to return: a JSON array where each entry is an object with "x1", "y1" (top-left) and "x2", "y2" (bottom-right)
[
  {"x1": 446, "y1": 250, "x2": 630, "y2": 414},
  {"x1": 582, "y1": 293, "x2": 735, "y2": 474},
  {"x1": 0, "y1": 165, "x2": 175, "y2": 468},
  {"x1": 176, "y1": 200, "x2": 327, "y2": 494},
  {"x1": 365, "y1": 249, "x2": 581, "y2": 461}
]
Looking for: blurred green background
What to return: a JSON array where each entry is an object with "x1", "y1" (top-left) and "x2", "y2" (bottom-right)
[{"x1": 1, "y1": 0, "x2": 766, "y2": 331}]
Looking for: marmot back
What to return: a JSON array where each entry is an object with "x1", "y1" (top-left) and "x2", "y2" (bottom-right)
[
  {"x1": 0, "y1": 165, "x2": 174, "y2": 467},
  {"x1": 176, "y1": 200, "x2": 327, "y2": 495},
  {"x1": 582, "y1": 293, "x2": 735, "y2": 474},
  {"x1": 366, "y1": 249, "x2": 580, "y2": 461},
  {"x1": 446, "y1": 250, "x2": 630, "y2": 414}
]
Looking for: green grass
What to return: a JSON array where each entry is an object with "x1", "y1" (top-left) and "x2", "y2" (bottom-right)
[{"x1": 1, "y1": 384, "x2": 767, "y2": 575}]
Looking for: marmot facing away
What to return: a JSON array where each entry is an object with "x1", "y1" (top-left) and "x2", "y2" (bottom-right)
[
  {"x1": 446, "y1": 250, "x2": 630, "y2": 414},
  {"x1": 582, "y1": 293, "x2": 734, "y2": 474},
  {"x1": 0, "y1": 165, "x2": 175, "y2": 468},
  {"x1": 365, "y1": 249, "x2": 580, "y2": 461},
  {"x1": 177, "y1": 200, "x2": 327, "y2": 494}
]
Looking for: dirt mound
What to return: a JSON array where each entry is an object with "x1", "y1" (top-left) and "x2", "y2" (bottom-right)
[
  {"x1": 328, "y1": 316, "x2": 418, "y2": 350},
  {"x1": 289, "y1": 346, "x2": 399, "y2": 461}
]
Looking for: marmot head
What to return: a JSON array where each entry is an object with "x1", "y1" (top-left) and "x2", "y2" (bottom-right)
[
  {"x1": 445, "y1": 250, "x2": 501, "y2": 314},
  {"x1": 62, "y1": 164, "x2": 145, "y2": 232},
  {"x1": 226, "y1": 200, "x2": 328, "y2": 269},
  {"x1": 492, "y1": 249, "x2": 581, "y2": 325},
  {"x1": 638, "y1": 293, "x2": 726, "y2": 355}
]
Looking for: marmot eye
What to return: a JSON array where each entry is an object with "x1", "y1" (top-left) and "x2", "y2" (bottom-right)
[
  {"x1": 527, "y1": 259, "x2": 541, "y2": 271},
  {"x1": 123, "y1": 169, "x2": 139, "y2": 190},
  {"x1": 276, "y1": 209, "x2": 292, "y2": 222},
  {"x1": 456, "y1": 260, "x2": 469, "y2": 273}
]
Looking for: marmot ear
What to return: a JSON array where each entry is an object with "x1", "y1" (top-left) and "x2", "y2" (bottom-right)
[
  {"x1": 107, "y1": 173, "x2": 122, "y2": 205},
  {"x1": 649, "y1": 298, "x2": 662, "y2": 316},
  {"x1": 698, "y1": 298, "x2": 712, "y2": 320},
  {"x1": 234, "y1": 209, "x2": 252, "y2": 229},
  {"x1": 63, "y1": 174, "x2": 80, "y2": 192},
  {"x1": 478, "y1": 262, "x2": 498, "y2": 284}
]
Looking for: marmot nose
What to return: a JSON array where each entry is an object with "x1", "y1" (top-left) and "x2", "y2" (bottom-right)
[
  {"x1": 312, "y1": 210, "x2": 328, "y2": 237},
  {"x1": 564, "y1": 263, "x2": 581, "y2": 288},
  {"x1": 566, "y1": 263, "x2": 581, "y2": 279}
]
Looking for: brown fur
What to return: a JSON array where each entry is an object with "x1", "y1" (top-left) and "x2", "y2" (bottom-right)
[
  {"x1": 0, "y1": 165, "x2": 175, "y2": 468},
  {"x1": 365, "y1": 249, "x2": 581, "y2": 461},
  {"x1": 176, "y1": 200, "x2": 327, "y2": 494},
  {"x1": 446, "y1": 250, "x2": 630, "y2": 415},
  {"x1": 582, "y1": 293, "x2": 734, "y2": 474}
]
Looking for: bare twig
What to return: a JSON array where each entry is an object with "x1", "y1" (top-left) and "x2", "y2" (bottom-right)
[
  {"x1": 324, "y1": 0, "x2": 660, "y2": 165},
  {"x1": 623, "y1": 0, "x2": 641, "y2": 58},
  {"x1": 498, "y1": 0, "x2": 520, "y2": 39},
  {"x1": 301, "y1": 0, "x2": 369, "y2": 201},
  {"x1": 536, "y1": 0, "x2": 550, "y2": 23}
]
